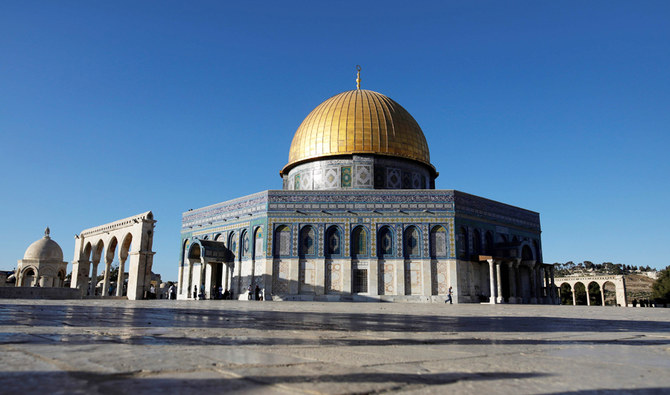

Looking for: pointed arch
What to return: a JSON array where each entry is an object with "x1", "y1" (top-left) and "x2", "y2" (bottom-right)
[
  {"x1": 377, "y1": 226, "x2": 394, "y2": 258},
  {"x1": 106, "y1": 237, "x2": 118, "y2": 264},
  {"x1": 325, "y1": 225, "x2": 342, "y2": 257},
  {"x1": 299, "y1": 225, "x2": 316, "y2": 257},
  {"x1": 92, "y1": 240, "x2": 104, "y2": 264},
  {"x1": 120, "y1": 233, "x2": 133, "y2": 263},
  {"x1": 83, "y1": 242, "x2": 92, "y2": 262},
  {"x1": 241, "y1": 229, "x2": 250, "y2": 258},
  {"x1": 228, "y1": 231, "x2": 238, "y2": 260},
  {"x1": 430, "y1": 225, "x2": 448, "y2": 258},
  {"x1": 351, "y1": 225, "x2": 369, "y2": 258},
  {"x1": 403, "y1": 225, "x2": 421, "y2": 258},
  {"x1": 273, "y1": 225, "x2": 290, "y2": 257},
  {"x1": 253, "y1": 227, "x2": 264, "y2": 258}
]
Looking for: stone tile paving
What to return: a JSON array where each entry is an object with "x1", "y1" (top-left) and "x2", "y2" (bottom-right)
[{"x1": 0, "y1": 299, "x2": 669, "y2": 394}]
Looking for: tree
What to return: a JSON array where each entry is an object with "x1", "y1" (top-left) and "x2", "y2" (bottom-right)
[{"x1": 652, "y1": 266, "x2": 670, "y2": 303}]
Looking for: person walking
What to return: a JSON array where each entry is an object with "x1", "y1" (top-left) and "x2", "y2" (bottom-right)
[{"x1": 445, "y1": 286, "x2": 453, "y2": 304}]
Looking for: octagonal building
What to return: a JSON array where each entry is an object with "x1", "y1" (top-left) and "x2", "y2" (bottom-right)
[{"x1": 178, "y1": 76, "x2": 556, "y2": 304}]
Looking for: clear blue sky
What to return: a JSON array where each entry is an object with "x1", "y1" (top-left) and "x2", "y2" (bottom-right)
[{"x1": 1, "y1": 1, "x2": 668, "y2": 280}]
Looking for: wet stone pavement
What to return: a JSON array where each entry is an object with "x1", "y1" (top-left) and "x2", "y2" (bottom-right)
[{"x1": 0, "y1": 300, "x2": 669, "y2": 394}]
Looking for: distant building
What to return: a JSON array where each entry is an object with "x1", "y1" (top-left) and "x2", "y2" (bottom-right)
[{"x1": 178, "y1": 73, "x2": 555, "y2": 304}]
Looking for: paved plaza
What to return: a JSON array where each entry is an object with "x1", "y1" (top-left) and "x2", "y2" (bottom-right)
[{"x1": 0, "y1": 300, "x2": 669, "y2": 394}]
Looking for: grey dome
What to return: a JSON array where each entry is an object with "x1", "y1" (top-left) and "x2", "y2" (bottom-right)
[{"x1": 23, "y1": 234, "x2": 64, "y2": 262}]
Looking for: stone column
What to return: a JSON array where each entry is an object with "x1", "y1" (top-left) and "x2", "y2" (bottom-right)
[
  {"x1": 586, "y1": 286, "x2": 591, "y2": 306},
  {"x1": 102, "y1": 260, "x2": 111, "y2": 296},
  {"x1": 572, "y1": 284, "x2": 576, "y2": 305},
  {"x1": 116, "y1": 257, "x2": 126, "y2": 297},
  {"x1": 204, "y1": 262, "x2": 212, "y2": 299},
  {"x1": 487, "y1": 259, "x2": 496, "y2": 304},
  {"x1": 177, "y1": 263, "x2": 184, "y2": 296},
  {"x1": 495, "y1": 262, "x2": 503, "y2": 303},
  {"x1": 186, "y1": 261, "x2": 194, "y2": 298},
  {"x1": 600, "y1": 282, "x2": 606, "y2": 306}
]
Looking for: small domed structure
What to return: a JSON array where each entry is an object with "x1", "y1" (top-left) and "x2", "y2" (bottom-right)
[{"x1": 16, "y1": 228, "x2": 68, "y2": 287}]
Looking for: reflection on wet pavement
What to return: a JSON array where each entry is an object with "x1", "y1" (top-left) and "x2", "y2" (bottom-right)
[{"x1": 0, "y1": 300, "x2": 669, "y2": 393}]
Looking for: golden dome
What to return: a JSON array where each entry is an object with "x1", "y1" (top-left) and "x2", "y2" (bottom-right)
[{"x1": 282, "y1": 89, "x2": 433, "y2": 175}]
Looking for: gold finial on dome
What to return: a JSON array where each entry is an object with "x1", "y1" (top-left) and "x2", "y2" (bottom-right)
[
  {"x1": 44, "y1": 227, "x2": 50, "y2": 238},
  {"x1": 356, "y1": 65, "x2": 361, "y2": 90}
]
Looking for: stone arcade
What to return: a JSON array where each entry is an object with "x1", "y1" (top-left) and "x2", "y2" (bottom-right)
[
  {"x1": 71, "y1": 211, "x2": 156, "y2": 300},
  {"x1": 178, "y1": 74, "x2": 555, "y2": 303}
]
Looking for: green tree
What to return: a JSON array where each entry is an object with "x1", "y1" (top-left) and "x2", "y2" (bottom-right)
[{"x1": 652, "y1": 266, "x2": 670, "y2": 302}]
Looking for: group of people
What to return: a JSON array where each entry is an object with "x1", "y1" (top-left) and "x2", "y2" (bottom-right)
[
  {"x1": 247, "y1": 284, "x2": 263, "y2": 301},
  {"x1": 190, "y1": 284, "x2": 237, "y2": 300}
]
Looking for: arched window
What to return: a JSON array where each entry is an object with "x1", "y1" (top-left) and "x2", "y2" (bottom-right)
[
  {"x1": 378, "y1": 226, "x2": 393, "y2": 258},
  {"x1": 274, "y1": 226, "x2": 290, "y2": 257},
  {"x1": 403, "y1": 226, "x2": 420, "y2": 258},
  {"x1": 522, "y1": 245, "x2": 534, "y2": 260},
  {"x1": 457, "y1": 227, "x2": 468, "y2": 260},
  {"x1": 430, "y1": 225, "x2": 447, "y2": 258},
  {"x1": 253, "y1": 227, "x2": 263, "y2": 258},
  {"x1": 325, "y1": 226, "x2": 341, "y2": 257},
  {"x1": 299, "y1": 225, "x2": 316, "y2": 257},
  {"x1": 241, "y1": 230, "x2": 250, "y2": 258},
  {"x1": 228, "y1": 232, "x2": 238, "y2": 260},
  {"x1": 351, "y1": 226, "x2": 368, "y2": 258}
]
